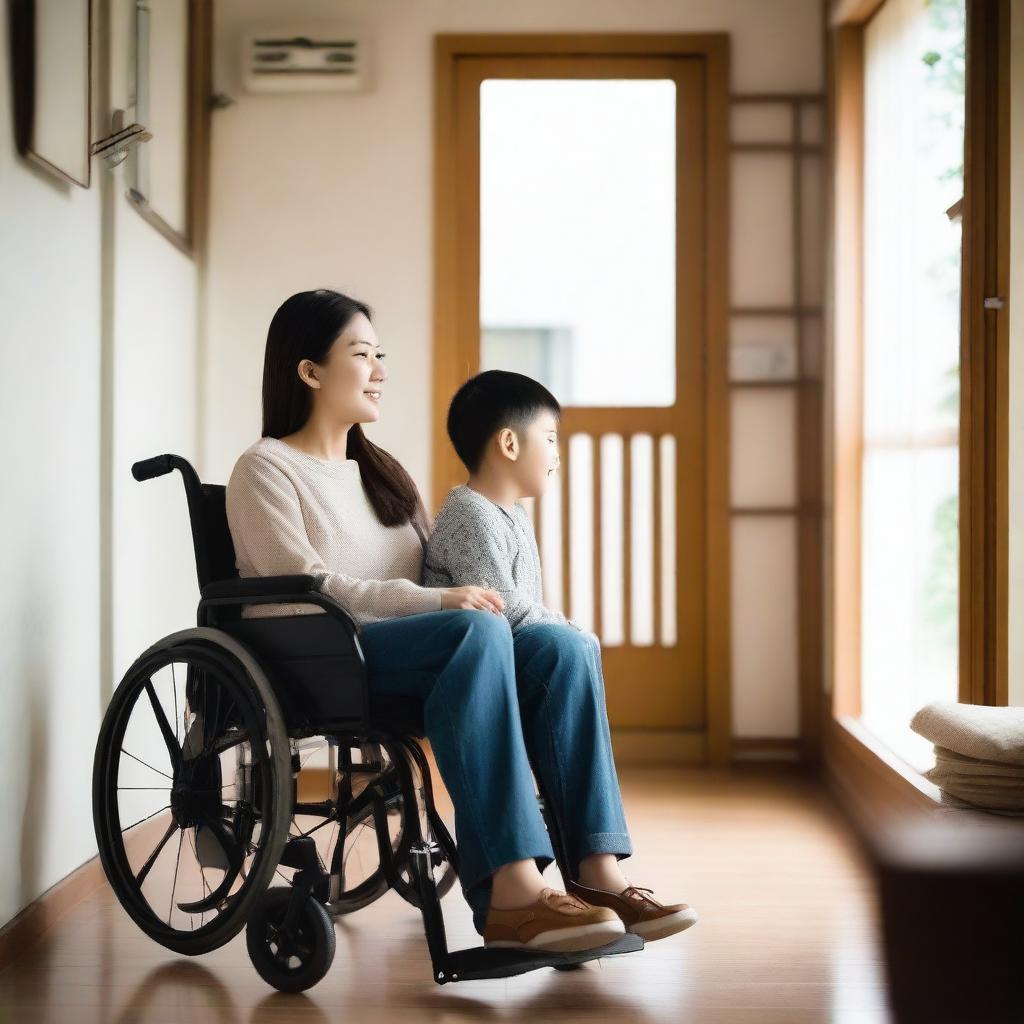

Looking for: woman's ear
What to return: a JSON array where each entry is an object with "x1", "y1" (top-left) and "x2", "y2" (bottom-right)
[{"x1": 298, "y1": 360, "x2": 321, "y2": 389}]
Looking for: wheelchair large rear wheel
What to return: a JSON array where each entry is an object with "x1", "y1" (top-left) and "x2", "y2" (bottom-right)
[{"x1": 93, "y1": 628, "x2": 292, "y2": 955}]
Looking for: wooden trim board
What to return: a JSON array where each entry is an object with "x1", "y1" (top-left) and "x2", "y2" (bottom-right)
[{"x1": 0, "y1": 854, "x2": 107, "y2": 969}]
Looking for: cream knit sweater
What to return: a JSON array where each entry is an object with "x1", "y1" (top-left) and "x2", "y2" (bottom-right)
[{"x1": 224, "y1": 436, "x2": 443, "y2": 625}]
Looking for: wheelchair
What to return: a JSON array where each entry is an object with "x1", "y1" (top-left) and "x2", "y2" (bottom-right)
[{"x1": 92, "y1": 453, "x2": 643, "y2": 992}]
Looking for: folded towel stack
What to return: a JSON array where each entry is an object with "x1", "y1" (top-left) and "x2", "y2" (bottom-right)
[{"x1": 909, "y1": 701, "x2": 1024, "y2": 815}]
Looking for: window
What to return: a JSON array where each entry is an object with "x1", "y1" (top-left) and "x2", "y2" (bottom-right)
[
  {"x1": 479, "y1": 78, "x2": 677, "y2": 407},
  {"x1": 857, "y1": 0, "x2": 965, "y2": 767}
]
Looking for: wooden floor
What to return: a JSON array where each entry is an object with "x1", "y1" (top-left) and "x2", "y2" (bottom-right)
[{"x1": 0, "y1": 766, "x2": 893, "y2": 1023}]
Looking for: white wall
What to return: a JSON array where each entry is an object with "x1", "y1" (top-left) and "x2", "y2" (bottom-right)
[
  {"x1": 1009, "y1": 0, "x2": 1024, "y2": 707},
  {"x1": 0, "y1": 0, "x2": 200, "y2": 929}
]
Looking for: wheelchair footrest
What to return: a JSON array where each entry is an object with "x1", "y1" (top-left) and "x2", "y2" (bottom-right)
[{"x1": 435, "y1": 932, "x2": 644, "y2": 983}]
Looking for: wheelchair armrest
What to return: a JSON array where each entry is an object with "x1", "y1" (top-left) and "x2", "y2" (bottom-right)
[
  {"x1": 201, "y1": 575, "x2": 319, "y2": 600},
  {"x1": 198, "y1": 576, "x2": 362, "y2": 641}
]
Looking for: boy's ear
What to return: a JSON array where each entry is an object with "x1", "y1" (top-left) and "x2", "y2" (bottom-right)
[{"x1": 497, "y1": 426, "x2": 519, "y2": 462}]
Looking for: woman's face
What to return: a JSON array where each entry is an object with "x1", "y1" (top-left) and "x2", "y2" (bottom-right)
[{"x1": 300, "y1": 312, "x2": 387, "y2": 423}]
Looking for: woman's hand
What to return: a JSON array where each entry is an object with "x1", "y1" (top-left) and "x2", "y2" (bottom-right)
[{"x1": 440, "y1": 586, "x2": 505, "y2": 615}]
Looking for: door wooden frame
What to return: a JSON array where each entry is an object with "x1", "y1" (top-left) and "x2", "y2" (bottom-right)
[{"x1": 431, "y1": 33, "x2": 732, "y2": 766}]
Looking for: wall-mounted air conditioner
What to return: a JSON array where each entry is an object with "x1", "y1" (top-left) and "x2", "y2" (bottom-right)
[{"x1": 241, "y1": 27, "x2": 369, "y2": 93}]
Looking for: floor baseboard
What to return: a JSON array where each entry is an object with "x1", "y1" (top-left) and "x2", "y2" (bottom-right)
[{"x1": 0, "y1": 852, "x2": 107, "y2": 970}]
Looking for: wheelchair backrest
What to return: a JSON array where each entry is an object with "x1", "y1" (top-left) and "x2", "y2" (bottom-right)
[
  {"x1": 193, "y1": 483, "x2": 240, "y2": 589},
  {"x1": 133, "y1": 453, "x2": 239, "y2": 591}
]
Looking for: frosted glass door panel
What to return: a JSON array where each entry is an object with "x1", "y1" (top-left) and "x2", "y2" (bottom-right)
[
  {"x1": 731, "y1": 390, "x2": 797, "y2": 508},
  {"x1": 479, "y1": 79, "x2": 676, "y2": 406},
  {"x1": 731, "y1": 154, "x2": 794, "y2": 307},
  {"x1": 731, "y1": 518, "x2": 799, "y2": 737}
]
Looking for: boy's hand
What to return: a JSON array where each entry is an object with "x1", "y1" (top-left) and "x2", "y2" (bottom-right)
[{"x1": 441, "y1": 585, "x2": 505, "y2": 615}]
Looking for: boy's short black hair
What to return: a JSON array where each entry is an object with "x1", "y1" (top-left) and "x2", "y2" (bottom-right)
[{"x1": 446, "y1": 370, "x2": 561, "y2": 473}]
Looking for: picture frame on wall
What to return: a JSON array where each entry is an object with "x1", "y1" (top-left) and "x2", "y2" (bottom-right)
[
  {"x1": 9, "y1": 0, "x2": 93, "y2": 188},
  {"x1": 126, "y1": 0, "x2": 196, "y2": 254}
]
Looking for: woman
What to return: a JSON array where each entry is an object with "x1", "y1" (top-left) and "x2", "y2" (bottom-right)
[{"x1": 225, "y1": 288, "x2": 697, "y2": 951}]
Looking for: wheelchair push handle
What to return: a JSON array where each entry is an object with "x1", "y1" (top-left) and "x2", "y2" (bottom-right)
[{"x1": 131, "y1": 454, "x2": 176, "y2": 481}]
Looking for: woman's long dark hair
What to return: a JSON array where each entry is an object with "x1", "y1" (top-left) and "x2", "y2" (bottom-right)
[{"x1": 261, "y1": 288, "x2": 427, "y2": 530}]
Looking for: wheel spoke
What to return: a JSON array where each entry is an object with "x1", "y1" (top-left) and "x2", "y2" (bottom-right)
[
  {"x1": 171, "y1": 662, "x2": 180, "y2": 745},
  {"x1": 145, "y1": 680, "x2": 182, "y2": 772},
  {"x1": 136, "y1": 820, "x2": 179, "y2": 887},
  {"x1": 121, "y1": 804, "x2": 171, "y2": 833},
  {"x1": 292, "y1": 814, "x2": 337, "y2": 841},
  {"x1": 183, "y1": 678, "x2": 199, "y2": 761},
  {"x1": 167, "y1": 830, "x2": 184, "y2": 925},
  {"x1": 121, "y1": 749, "x2": 174, "y2": 781},
  {"x1": 186, "y1": 828, "x2": 216, "y2": 906}
]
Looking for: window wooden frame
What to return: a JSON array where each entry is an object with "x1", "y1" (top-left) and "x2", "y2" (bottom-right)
[
  {"x1": 825, "y1": 0, "x2": 1011, "y2": 819},
  {"x1": 959, "y1": 0, "x2": 1011, "y2": 708}
]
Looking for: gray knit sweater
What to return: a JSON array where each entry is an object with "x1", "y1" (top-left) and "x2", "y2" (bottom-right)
[{"x1": 423, "y1": 484, "x2": 583, "y2": 634}]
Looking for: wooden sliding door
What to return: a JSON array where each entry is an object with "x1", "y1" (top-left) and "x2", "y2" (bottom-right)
[{"x1": 433, "y1": 35, "x2": 730, "y2": 764}]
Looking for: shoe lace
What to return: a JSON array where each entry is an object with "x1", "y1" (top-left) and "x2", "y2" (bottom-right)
[
  {"x1": 548, "y1": 888, "x2": 591, "y2": 911},
  {"x1": 621, "y1": 884, "x2": 656, "y2": 902}
]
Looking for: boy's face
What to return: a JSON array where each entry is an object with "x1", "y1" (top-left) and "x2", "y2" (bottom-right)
[{"x1": 495, "y1": 408, "x2": 561, "y2": 499}]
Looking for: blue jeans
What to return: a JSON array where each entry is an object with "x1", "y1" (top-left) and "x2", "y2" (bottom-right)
[{"x1": 357, "y1": 609, "x2": 633, "y2": 935}]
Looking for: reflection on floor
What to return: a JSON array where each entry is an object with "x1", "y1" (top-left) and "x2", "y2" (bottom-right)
[{"x1": 0, "y1": 766, "x2": 892, "y2": 1023}]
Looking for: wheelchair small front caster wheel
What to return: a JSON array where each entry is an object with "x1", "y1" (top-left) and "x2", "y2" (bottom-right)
[{"x1": 246, "y1": 887, "x2": 336, "y2": 992}]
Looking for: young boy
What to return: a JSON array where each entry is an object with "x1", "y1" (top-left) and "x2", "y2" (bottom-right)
[
  {"x1": 423, "y1": 368, "x2": 699, "y2": 944},
  {"x1": 422, "y1": 369, "x2": 589, "y2": 638}
]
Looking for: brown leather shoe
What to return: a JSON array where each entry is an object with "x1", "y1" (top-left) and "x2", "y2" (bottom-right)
[
  {"x1": 483, "y1": 885, "x2": 626, "y2": 952},
  {"x1": 565, "y1": 879, "x2": 699, "y2": 941}
]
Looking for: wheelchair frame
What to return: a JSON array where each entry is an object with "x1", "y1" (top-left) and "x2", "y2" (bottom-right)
[{"x1": 96, "y1": 453, "x2": 642, "y2": 989}]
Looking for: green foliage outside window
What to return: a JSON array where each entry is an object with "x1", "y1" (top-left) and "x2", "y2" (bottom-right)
[{"x1": 920, "y1": 0, "x2": 964, "y2": 651}]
